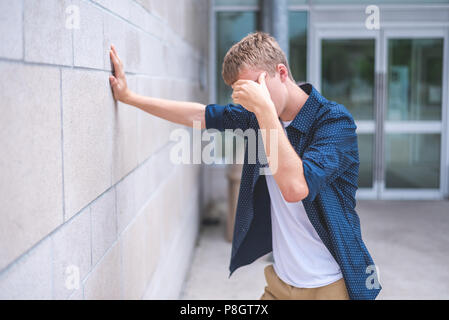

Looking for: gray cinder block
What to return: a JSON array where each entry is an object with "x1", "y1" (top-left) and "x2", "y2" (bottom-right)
[
  {"x1": 0, "y1": 62, "x2": 63, "y2": 271},
  {"x1": 24, "y1": 0, "x2": 73, "y2": 66},
  {"x1": 0, "y1": 0, "x2": 23, "y2": 59},
  {"x1": 62, "y1": 68, "x2": 114, "y2": 219},
  {"x1": 90, "y1": 187, "x2": 117, "y2": 266}
]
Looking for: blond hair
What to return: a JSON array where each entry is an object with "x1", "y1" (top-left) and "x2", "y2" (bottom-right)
[{"x1": 222, "y1": 31, "x2": 294, "y2": 86}]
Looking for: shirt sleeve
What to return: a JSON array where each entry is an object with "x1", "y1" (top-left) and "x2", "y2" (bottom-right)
[
  {"x1": 302, "y1": 112, "x2": 359, "y2": 202},
  {"x1": 204, "y1": 103, "x2": 253, "y2": 132}
]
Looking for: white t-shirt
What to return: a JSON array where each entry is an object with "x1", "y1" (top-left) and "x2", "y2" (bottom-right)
[{"x1": 264, "y1": 119, "x2": 343, "y2": 288}]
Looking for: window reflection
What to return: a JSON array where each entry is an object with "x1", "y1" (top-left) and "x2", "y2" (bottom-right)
[
  {"x1": 216, "y1": 11, "x2": 258, "y2": 105},
  {"x1": 387, "y1": 38, "x2": 443, "y2": 121},
  {"x1": 288, "y1": 11, "x2": 308, "y2": 83},
  {"x1": 322, "y1": 39, "x2": 375, "y2": 121},
  {"x1": 385, "y1": 134, "x2": 440, "y2": 189}
]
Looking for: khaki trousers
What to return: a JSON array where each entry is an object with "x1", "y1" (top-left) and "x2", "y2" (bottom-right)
[{"x1": 260, "y1": 264, "x2": 350, "y2": 300}]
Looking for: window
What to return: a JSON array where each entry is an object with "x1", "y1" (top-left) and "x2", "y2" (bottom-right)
[
  {"x1": 288, "y1": 11, "x2": 308, "y2": 83},
  {"x1": 216, "y1": 11, "x2": 259, "y2": 105},
  {"x1": 214, "y1": 6, "x2": 260, "y2": 161}
]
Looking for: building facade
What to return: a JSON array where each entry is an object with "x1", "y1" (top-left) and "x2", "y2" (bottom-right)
[{"x1": 210, "y1": 0, "x2": 449, "y2": 200}]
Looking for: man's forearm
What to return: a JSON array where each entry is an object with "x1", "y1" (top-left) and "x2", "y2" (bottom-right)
[
  {"x1": 109, "y1": 45, "x2": 206, "y2": 129},
  {"x1": 123, "y1": 91, "x2": 206, "y2": 129},
  {"x1": 255, "y1": 108, "x2": 309, "y2": 202}
]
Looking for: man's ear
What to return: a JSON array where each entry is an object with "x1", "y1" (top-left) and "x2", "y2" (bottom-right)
[{"x1": 277, "y1": 64, "x2": 289, "y2": 82}]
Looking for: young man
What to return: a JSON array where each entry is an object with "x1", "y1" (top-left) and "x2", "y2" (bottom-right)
[{"x1": 109, "y1": 32, "x2": 381, "y2": 300}]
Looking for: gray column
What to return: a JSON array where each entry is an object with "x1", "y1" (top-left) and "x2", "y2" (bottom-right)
[
  {"x1": 261, "y1": 0, "x2": 272, "y2": 35},
  {"x1": 261, "y1": 0, "x2": 289, "y2": 58}
]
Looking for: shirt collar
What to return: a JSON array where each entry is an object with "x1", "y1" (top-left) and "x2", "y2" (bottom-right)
[{"x1": 286, "y1": 83, "x2": 324, "y2": 134}]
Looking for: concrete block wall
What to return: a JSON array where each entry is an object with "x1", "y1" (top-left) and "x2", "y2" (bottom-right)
[{"x1": 0, "y1": 0, "x2": 209, "y2": 299}]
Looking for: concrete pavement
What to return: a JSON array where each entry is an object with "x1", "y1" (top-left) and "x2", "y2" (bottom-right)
[{"x1": 180, "y1": 200, "x2": 449, "y2": 300}]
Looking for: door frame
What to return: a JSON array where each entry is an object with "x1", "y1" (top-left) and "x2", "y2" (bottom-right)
[
  {"x1": 380, "y1": 27, "x2": 447, "y2": 199},
  {"x1": 313, "y1": 26, "x2": 448, "y2": 200},
  {"x1": 314, "y1": 27, "x2": 381, "y2": 199}
]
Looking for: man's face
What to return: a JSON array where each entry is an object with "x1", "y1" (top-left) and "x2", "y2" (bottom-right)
[{"x1": 233, "y1": 66, "x2": 288, "y2": 116}]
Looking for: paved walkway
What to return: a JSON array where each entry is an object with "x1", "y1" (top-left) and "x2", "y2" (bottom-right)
[{"x1": 180, "y1": 200, "x2": 449, "y2": 300}]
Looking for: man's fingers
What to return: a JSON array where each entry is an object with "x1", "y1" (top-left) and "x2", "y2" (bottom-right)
[
  {"x1": 232, "y1": 79, "x2": 251, "y2": 88},
  {"x1": 110, "y1": 49, "x2": 120, "y2": 66},
  {"x1": 232, "y1": 73, "x2": 267, "y2": 88},
  {"x1": 231, "y1": 90, "x2": 242, "y2": 101},
  {"x1": 109, "y1": 75, "x2": 117, "y2": 87},
  {"x1": 232, "y1": 84, "x2": 248, "y2": 93},
  {"x1": 111, "y1": 44, "x2": 118, "y2": 56},
  {"x1": 258, "y1": 72, "x2": 267, "y2": 86},
  {"x1": 111, "y1": 45, "x2": 121, "y2": 64},
  {"x1": 110, "y1": 50, "x2": 123, "y2": 76},
  {"x1": 110, "y1": 45, "x2": 124, "y2": 71},
  {"x1": 110, "y1": 50, "x2": 119, "y2": 67}
]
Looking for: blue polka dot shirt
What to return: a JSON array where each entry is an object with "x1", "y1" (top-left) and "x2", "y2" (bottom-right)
[{"x1": 205, "y1": 83, "x2": 381, "y2": 300}]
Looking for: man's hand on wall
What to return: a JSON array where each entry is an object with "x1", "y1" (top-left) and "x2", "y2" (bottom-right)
[{"x1": 109, "y1": 45, "x2": 131, "y2": 103}]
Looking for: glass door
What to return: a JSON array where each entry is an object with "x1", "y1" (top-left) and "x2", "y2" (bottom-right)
[
  {"x1": 381, "y1": 29, "x2": 446, "y2": 199},
  {"x1": 318, "y1": 29, "x2": 380, "y2": 198},
  {"x1": 318, "y1": 28, "x2": 447, "y2": 199}
]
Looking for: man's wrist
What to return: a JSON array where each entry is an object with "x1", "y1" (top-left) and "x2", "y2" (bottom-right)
[
  {"x1": 254, "y1": 101, "x2": 277, "y2": 119},
  {"x1": 121, "y1": 89, "x2": 135, "y2": 105}
]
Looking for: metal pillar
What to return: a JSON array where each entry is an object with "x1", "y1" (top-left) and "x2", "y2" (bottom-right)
[{"x1": 261, "y1": 0, "x2": 289, "y2": 59}]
